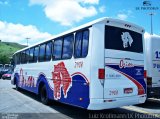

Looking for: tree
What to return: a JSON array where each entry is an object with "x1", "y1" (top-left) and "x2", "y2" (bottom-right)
[{"x1": 0, "y1": 55, "x2": 10, "y2": 64}]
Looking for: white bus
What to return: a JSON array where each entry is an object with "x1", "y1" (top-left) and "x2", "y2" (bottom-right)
[
  {"x1": 144, "y1": 35, "x2": 160, "y2": 98},
  {"x1": 11, "y1": 17, "x2": 146, "y2": 110}
]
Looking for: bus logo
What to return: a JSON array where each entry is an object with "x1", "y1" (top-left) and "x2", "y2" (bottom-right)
[
  {"x1": 121, "y1": 32, "x2": 133, "y2": 48},
  {"x1": 52, "y1": 62, "x2": 72, "y2": 100},
  {"x1": 119, "y1": 59, "x2": 134, "y2": 68},
  {"x1": 136, "y1": 69, "x2": 142, "y2": 75}
]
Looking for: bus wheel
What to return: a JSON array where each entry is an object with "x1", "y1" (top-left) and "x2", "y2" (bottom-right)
[
  {"x1": 40, "y1": 85, "x2": 50, "y2": 105},
  {"x1": 16, "y1": 81, "x2": 19, "y2": 91}
]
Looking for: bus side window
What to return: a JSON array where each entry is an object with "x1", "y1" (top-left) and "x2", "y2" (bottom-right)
[
  {"x1": 25, "y1": 49, "x2": 30, "y2": 63},
  {"x1": 15, "y1": 55, "x2": 17, "y2": 65},
  {"x1": 23, "y1": 51, "x2": 27, "y2": 64},
  {"x1": 53, "y1": 38, "x2": 63, "y2": 60},
  {"x1": 19, "y1": 52, "x2": 22, "y2": 64},
  {"x1": 12, "y1": 55, "x2": 16, "y2": 67},
  {"x1": 16, "y1": 53, "x2": 20, "y2": 65},
  {"x1": 17, "y1": 53, "x2": 20, "y2": 64},
  {"x1": 74, "y1": 32, "x2": 82, "y2": 58},
  {"x1": 45, "y1": 42, "x2": 52, "y2": 61},
  {"x1": 74, "y1": 29, "x2": 89, "y2": 58},
  {"x1": 62, "y1": 34, "x2": 73, "y2": 59},
  {"x1": 21, "y1": 51, "x2": 26, "y2": 64},
  {"x1": 39, "y1": 44, "x2": 45, "y2": 62},
  {"x1": 33, "y1": 46, "x2": 39, "y2": 63},
  {"x1": 82, "y1": 30, "x2": 89, "y2": 57},
  {"x1": 29, "y1": 48, "x2": 34, "y2": 63}
]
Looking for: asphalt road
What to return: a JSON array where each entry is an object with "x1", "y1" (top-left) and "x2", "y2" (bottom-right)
[{"x1": 0, "y1": 79, "x2": 160, "y2": 119}]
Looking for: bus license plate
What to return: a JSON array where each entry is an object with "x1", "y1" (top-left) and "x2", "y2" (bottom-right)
[{"x1": 124, "y1": 88, "x2": 133, "y2": 94}]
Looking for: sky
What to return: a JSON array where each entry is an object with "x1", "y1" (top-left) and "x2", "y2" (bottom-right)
[{"x1": 0, "y1": 0, "x2": 160, "y2": 46}]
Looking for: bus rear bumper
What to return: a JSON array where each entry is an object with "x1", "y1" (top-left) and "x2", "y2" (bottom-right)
[{"x1": 87, "y1": 95, "x2": 146, "y2": 110}]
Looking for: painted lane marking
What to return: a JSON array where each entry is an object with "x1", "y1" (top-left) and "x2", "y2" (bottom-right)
[
  {"x1": 148, "y1": 98, "x2": 160, "y2": 103},
  {"x1": 122, "y1": 106, "x2": 160, "y2": 118}
]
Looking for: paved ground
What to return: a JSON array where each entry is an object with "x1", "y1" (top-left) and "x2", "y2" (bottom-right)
[{"x1": 0, "y1": 79, "x2": 160, "y2": 119}]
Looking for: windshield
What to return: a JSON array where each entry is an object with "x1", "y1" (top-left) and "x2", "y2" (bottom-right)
[
  {"x1": 7, "y1": 70, "x2": 13, "y2": 74},
  {"x1": 4, "y1": 65, "x2": 9, "y2": 69},
  {"x1": 105, "y1": 25, "x2": 143, "y2": 53}
]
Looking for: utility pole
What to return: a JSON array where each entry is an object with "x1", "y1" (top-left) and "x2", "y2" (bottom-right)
[
  {"x1": 149, "y1": 12, "x2": 155, "y2": 35},
  {"x1": 25, "y1": 37, "x2": 30, "y2": 46}
]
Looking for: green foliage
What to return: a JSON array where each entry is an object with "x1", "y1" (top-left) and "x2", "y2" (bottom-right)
[{"x1": 0, "y1": 42, "x2": 26, "y2": 64}]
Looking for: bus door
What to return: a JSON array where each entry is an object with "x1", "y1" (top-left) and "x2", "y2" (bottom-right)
[{"x1": 104, "y1": 25, "x2": 145, "y2": 99}]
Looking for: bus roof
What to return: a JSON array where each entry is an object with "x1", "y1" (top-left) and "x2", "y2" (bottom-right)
[
  {"x1": 145, "y1": 34, "x2": 160, "y2": 40},
  {"x1": 13, "y1": 17, "x2": 144, "y2": 55}
]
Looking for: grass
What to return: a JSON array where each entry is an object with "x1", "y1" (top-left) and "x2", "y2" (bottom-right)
[{"x1": 0, "y1": 42, "x2": 26, "y2": 64}]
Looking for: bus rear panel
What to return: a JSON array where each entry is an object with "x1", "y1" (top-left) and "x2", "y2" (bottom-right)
[
  {"x1": 88, "y1": 20, "x2": 146, "y2": 110},
  {"x1": 145, "y1": 35, "x2": 160, "y2": 98}
]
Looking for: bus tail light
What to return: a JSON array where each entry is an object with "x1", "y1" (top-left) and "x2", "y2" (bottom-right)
[
  {"x1": 138, "y1": 88, "x2": 145, "y2": 95},
  {"x1": 144, "y1": 70, "x2": 147, "y2": 78},
  {"x1": 98, "y1": 69, "x2": 105, "y2": 79}
]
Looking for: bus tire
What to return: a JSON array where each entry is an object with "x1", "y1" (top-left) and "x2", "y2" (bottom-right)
[
  {"x1": 16, "y1": 81, "x2": 19, "y2": 91},
  {"x1": 40, "y1": 85, "x2": 50, "y2": 105}
]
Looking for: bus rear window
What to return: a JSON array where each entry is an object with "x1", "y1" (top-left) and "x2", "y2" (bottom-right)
[{"x1": 105, "y1": 25, "x2": 143, "y2": 53}]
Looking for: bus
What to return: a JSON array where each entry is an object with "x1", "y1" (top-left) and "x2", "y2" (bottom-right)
[
  {"x1": 11, "y1": 17, "x2": 146, "y2": 110},
  {"x1": 144, "y1": 35, "x2": 160, "y2": 98}
]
